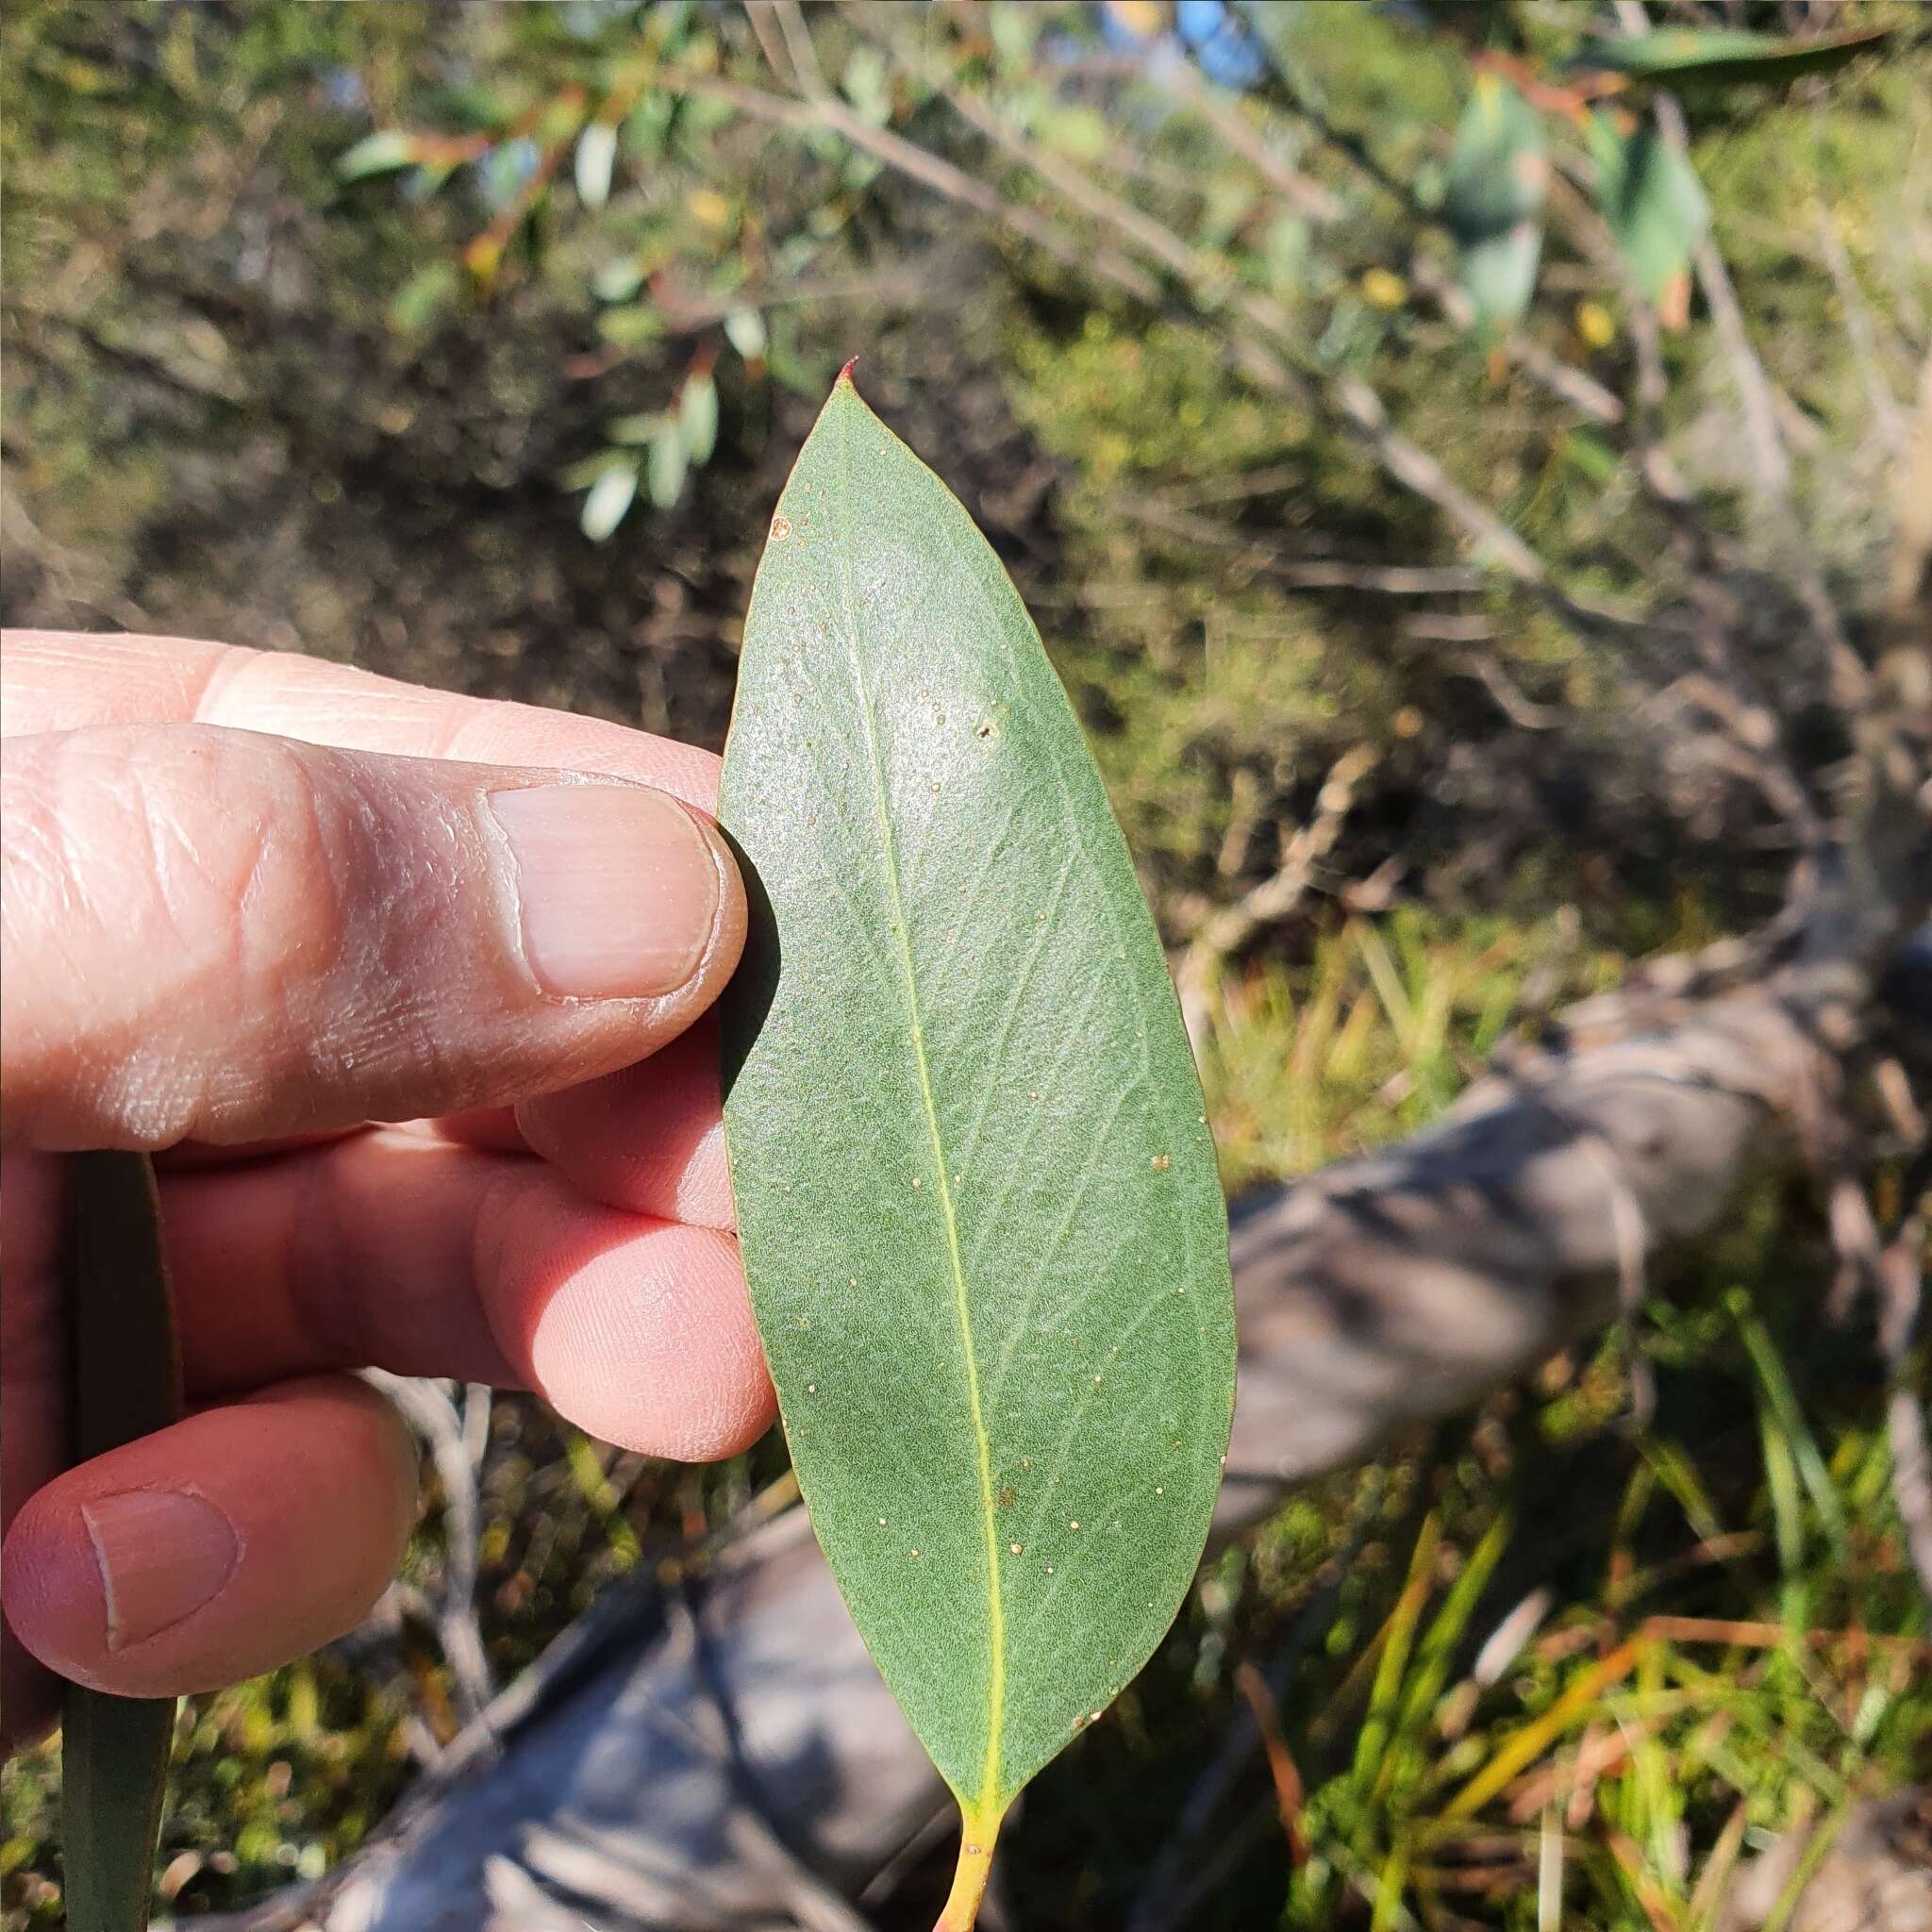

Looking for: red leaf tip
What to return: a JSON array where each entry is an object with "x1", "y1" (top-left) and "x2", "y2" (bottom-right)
[{"x1": 838, "y1": 356, "x2": 859, "y2": 386}]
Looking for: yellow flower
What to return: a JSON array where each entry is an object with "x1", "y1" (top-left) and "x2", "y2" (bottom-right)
[{"x1": 1361, "y1": 267, "x2": 1408, "y2": 311}]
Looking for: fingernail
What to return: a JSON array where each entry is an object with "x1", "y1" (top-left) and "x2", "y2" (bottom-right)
[
  {"x1": 80, "y1": 1491, "x2": 240, "y2": 1652},
  {"x1": 490, "y1": 785, "x2": 722, "y2": 1000}
]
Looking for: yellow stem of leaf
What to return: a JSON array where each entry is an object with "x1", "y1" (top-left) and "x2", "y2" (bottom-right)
[{"x1": 932, "y1": 1801, "x2": 1005, "y2": 1932}]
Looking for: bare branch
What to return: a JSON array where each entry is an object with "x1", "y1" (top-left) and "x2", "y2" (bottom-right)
[
  {"x1": 1174, "y1": 745, "x2": 1374, "y2": 1047},
  {"x1": 1145, "y1": 42, "x2": 1344, "y2": 225},
  {"x1": 661, "y1": 67, "x2": 1162, "y2": 304},
  {"x1": 1449, "y1": 649, "x2": 1567, "y2": 728},
  {"x1": 739, "y1": 1, "x2": 799, "y2": 93},
  {"x1": 1812, "y1": 182, "x2": 1907, "y2": 457},
  {"x1": 770, "y1": 0, "x2": 830, "y2": 102},
  {"x1": 363, "y1": 1372, "x2": 495, "y2": 1727}
]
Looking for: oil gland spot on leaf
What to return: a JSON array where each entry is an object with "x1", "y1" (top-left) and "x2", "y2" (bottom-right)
[{"x1": 719, "y1": 375, "x2": 1236, "y2": 1930}]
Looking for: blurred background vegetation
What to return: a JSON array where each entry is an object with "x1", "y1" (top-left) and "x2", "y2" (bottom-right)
[{"x1": 2, "y1": 1, "x2": 1927, "y2": 1927}]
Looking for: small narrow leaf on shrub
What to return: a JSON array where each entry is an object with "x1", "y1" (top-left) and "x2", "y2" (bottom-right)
[
  {"x1": 575, "y1": 121, "x2": 617, "y2": 209},
  {"x1": 1444, "y1": 75, "x2": 1548, "y2": 330},
  {"x1": 62, "y1": 1152, "x2": 184, "y2": 1932},
  {"x1": 1588, "y1": 114, "x2": 1707, "y2": 314},
  {"x1": 718, "y1": 373, "x2": 1237, "y2": 1930},
  {"x1": 579, "y1": 460, "x2": 638, "y2": 541},
  {"x1": 1571, "y1": 25, "x2": 1891, "y2": 88},
  {"x1": 645, "y1": 427, "x2": 687, "y2": 508},
  {"x1": 388, "y1": 259, "x2": 458, "y2": 335},
  {"x1": 335, "y1": 129, "x2": 418, "y2": 182},
  {"x1": 679, "y1": 371, "x2": 719, "y2": 465},
  {"x1": 592, "y1": 255, "x2": 646, "y2": 304},
  {"x1": 724, "y1": 308, "x2": 767, "y2": 361}
]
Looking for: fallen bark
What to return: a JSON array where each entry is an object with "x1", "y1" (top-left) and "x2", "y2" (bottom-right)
[{"x1": 202, "y1": 963, "x2": 1894, "y2": 1932}]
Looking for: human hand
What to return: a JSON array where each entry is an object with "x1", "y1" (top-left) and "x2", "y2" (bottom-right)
[{"x1": 0, "y1": 630, "x2": 774, "y2": 1753}]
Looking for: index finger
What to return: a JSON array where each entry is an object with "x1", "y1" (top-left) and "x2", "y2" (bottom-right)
[{"x1": 0, "y1": 629, "x2": 722, "y2": 812}]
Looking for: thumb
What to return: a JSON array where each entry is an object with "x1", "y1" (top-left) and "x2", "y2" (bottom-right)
[{"x1": 0, "y1": 723, "x2": 745, "y2": 1148}]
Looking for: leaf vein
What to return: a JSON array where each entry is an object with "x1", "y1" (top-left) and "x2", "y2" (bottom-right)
[{"x1": 836, "y1": 402, "x2": 1008, "y2": 1815}]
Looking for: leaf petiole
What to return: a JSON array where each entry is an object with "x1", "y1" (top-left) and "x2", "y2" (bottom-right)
[{"x1": 933, "y1": 1801, "x2": 1006, "y2": 1932}]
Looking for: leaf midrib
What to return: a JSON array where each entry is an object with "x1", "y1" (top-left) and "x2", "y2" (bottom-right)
[{"x1": 834, "y1": 398, "x2": 1008, "y2": 1816}]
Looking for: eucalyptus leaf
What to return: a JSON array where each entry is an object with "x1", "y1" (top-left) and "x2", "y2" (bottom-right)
[
  {"x1": 1571, "y1": 25, "x2": 1891, "y2": 88},
  {"x1": 62, "y1": 1153, "x2": 184, "y2": 1932},
  {"x1": 606, "y1": 411, "x2": 664, "y2": 447},
  {"x1": 1588, "y1": 115, "x2": 1707, "y2": 308},
  {"x1": 387, "y1": 259, "x2": 458, "y2": 335},
  {"x1": 679, "y1": 371, "x2": 719, "y2": 465},
  {"x1": 575, "y1": 121, "x2": 617, "y2": 210},
  {"x1": 593, "y1": 257, "x2": 647, "y2": 304},
  {"x1": 1444, "y1": 77, "x2": 1547, "y2": 329},
  {"x1": 724, "y1": 307, "x2": 767, "y2": 361},
  {"x1": 580, "y1": 460, "x2": 638, "y2": 541},
  {"x1": 646, "y1": 427, "x2": 688, "y2": 508},
  {"x1": 335, "y1": 129, "x2": 416, "y2": 182},
  {"x1": 597, "y1": 304, "x2": 665, "y2": 349},
  {"x1": 718, "y1": 375, "x2": 1236, "y2": 1928}
]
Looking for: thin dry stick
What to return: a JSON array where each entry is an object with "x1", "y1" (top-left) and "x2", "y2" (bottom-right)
[
  {"x1": 771, "y1": 0, "x2": 830, "y2": 100},
  {"x1": 740, "y1": 1, "x2": 799, "y2": 92},
  {"x1": 1812, "y1": 189, "x2": 1906, "y2": 456},
  {"x1": 365, "y1": 1373, "x2": 495, "y2": 1725},
  {"x1": 999, "y1": 30, "x2": 1824, "y2": 824},
  {"x1": 854, "y1": 9, "x2": 1569, "y2": 591},
  {"x1": 1452, "y1": 649, "x2": 1566, "y2": 729},
  {"x1": 730, "y1": 9, "x2": 1842, "y2": 842},
  {"x1": 1147, "y1": 44, "x2": 1343, "y2": 224},
  {"x1": 1175, "y1": 745, "x2": 1376, "y2": 1048},
  {"x1": 1267, "y1": 24, "x2": 1824, "y2": 838},
  {"x1": 663, "y1": 68, "x2": 1162, "y2": 303},
  {"x1": 1156, "y1": 30, "x2": 1627, "y2": 426},
  {"x1": 1227, "y1": 12, "x2": 1821, "y2": 818},
  {"x1": 1876, "y1": 1216, "x2": 1932, "y2": 1601},
  {"x1": 1405, "y1": 253, "x2": 1625, "y2": 425}
]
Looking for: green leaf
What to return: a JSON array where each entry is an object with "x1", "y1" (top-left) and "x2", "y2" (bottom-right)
[
  {"x1": 1444, "y1": 76, "x2": 1547, "y2": 329},
  {"x1": 646, "y1": 426, "x2": 688, "y2": 508},
  {"x1": 724, "y1": 307, "x2": 767, "y2": 361},
  {"x1": 1571, "y1": 25, "x2": 1891, "y2": 88},
  {"x1": 592, "y1": 256, "x2": 646, "y2": 304},
  {"x1": 575, "y1": 120, "x2": 617, "y2": 209},
  {"x1": 388, "y1": 259, "x2": 458, "y2": 334},
  {"x1": 1587, "y1": 114, "x2": 1707, "y2": 307},
  {"x1": 605, "y1": 410, "x2": 665, "y2": 446},
  {"x1": 62, "y1": 1153, "x2": 184, "y2": 1932},
  {"x1": 679, "y1": 370, "x2": 719, "y2": 465},
  {"x1": 841, "y1": 44, "x2": 891, "y2": 127},
  {"x1": 579, "y1": 460, "x2": 638, "y2": 541},
  {"x1": 1038, "y1": 105, "x2": 1109, "y2": 163},
  {"x1": 597, "y1": 304, "x2": 665, "y2": 348},
  {"x1": 335, "y1": 129, "x2": 418, "y2": 182},
  {"x1": 1458, "y1": 221, "x2": 1543, "y2": 334},
  {"x1": 718, "y1": 375, "x2": 1236, "y2": 1925},
  {"x1": 622, "y1": 91, "x2": 676, "y2": 158}
]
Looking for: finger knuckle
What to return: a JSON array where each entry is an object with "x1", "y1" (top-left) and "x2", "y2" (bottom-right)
[{"x1": 1, "y1": 726, "x2": 378, "y2": 1142}]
